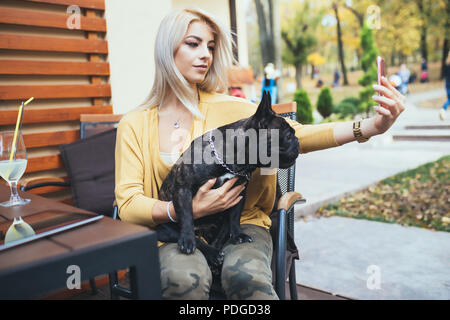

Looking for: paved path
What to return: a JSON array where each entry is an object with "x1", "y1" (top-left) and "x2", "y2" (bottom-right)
[
  {"x1": 295, "y1": 216, "x2": 450, "y2": 300},
  {"x1": 292, "y1": 89, "x2": 450, "y2": 299}
]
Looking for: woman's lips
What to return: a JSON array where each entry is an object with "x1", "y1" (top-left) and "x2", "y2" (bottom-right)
[{"x1": 194, "y1": 65, "x2": 208, "y2": 72}]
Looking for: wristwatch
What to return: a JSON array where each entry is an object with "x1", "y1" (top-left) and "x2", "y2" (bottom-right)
[{"x1": 353, "y1": 120, "x2": 369, "y2": 143}]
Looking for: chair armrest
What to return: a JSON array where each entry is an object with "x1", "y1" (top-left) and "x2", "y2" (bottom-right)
[
  {"x1": 274, "y1": 192, "x2": 305, "y2": 300},
  {"x1": 20, "y1": 177, "x2": 70, "y2": 192},
  {"x1": 277, "y1": 191, "x2": 306, "y2": 212}
]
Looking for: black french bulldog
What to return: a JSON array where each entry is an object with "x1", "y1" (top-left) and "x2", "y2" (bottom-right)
[{"x1": 156, "y1": 91, "x2": 300, "y2": 274}]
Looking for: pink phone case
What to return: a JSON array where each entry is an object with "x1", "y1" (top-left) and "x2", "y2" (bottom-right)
[{"x1": 377, "y1": 56, "x2": 385, "y2": 96}]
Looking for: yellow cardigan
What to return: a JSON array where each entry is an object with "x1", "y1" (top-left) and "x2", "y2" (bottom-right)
[{"x1": 115, "y1": 90, "x2": 338, "y2": 230}]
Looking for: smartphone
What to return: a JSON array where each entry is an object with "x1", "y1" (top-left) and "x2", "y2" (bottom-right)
[{"x1": 376, "y1": 56, "x2": 385, "y2": 95}]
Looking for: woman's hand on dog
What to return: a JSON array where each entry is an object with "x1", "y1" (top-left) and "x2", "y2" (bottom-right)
[{"x1": 193, "y1": 177, "x2": 246, "y2": 219}]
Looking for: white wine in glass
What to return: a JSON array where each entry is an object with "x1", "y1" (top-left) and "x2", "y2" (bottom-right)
[{"x1": 0, "y1": 130, "x2": 30, "y2": 207}]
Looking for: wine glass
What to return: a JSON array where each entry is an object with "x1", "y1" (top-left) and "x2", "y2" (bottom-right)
[{"x1": 0, "y1": 130, "x2": 30, "y2": 207}]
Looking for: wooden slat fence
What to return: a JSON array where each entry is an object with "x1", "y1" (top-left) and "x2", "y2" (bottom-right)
[{"x1": 0, "y1": 0, "x2": 112, "y2": 201}]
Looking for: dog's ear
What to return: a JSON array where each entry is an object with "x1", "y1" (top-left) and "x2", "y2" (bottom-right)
[{"x1": 252, "y1": 90, "x2": 276, "y2": 124}]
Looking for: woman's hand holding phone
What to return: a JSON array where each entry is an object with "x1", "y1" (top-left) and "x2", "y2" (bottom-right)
[{"x1": 371, "y1": 56, "x2": 406, "y2": 134}]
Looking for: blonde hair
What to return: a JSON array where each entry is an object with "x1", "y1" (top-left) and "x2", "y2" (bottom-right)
[{"x1": 139, "y1": 8, "x2": 235, "y2": 119}]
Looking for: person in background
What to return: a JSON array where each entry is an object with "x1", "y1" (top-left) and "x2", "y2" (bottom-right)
[
  {"x1": 421, "y1": 58, "x2": 428, "y2": 72},
  {"x1": 315, "y1": 78, "x2": 324, "y2": 88},
  {"x1": 398, "y1": 64, "x2": 410, "y2": 95},
  {"x1": 261, "y1": 63, "x2": 280, "y2": 105},
  {"x1": 333, "y1": 68, "x2": 340, "y2": 87},
  {"x1": 409, "y1": 71, "x2": 417, "y2": 84},
  {"x1": 312, "y1": 66, "x2": 319, "y2": 79},
  {"x1": 420, "y1": 58, "x2": 429, "y2": 83},
  {"x1": 229, "y1": 86, "x2": 245, "y2": 98},
  {"x1": 439, "y1": 54, "x2": 450, "y2": 120}
]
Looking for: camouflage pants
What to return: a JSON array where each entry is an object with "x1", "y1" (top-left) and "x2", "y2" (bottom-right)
[{"x1": 159, "y1": 224, "x2": 278, "y2": 300}]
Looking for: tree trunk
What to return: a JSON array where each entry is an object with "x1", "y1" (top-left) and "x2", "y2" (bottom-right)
[
  {"x1": 441, "y1": 0, "x2": 450, "y2": 79},
  {"x1": 391, "y1": 49, "x2": 396, "y2": 66},
  {"x1": 344, "y1": 4, "x2": 364, "y2": 28},
  {"x1": 442, "y1": 38, "x2": 449, "y2": 79},
  {"x1": 420, "y1": 27, "x2": 428, "y2": 62},
  {"x1": 333, "y1": 2, "x2": 349, "y2": 85},
  {"x1": 295, "y1": 64, "x2": 302, "y2": 89},
  {"x1": 416, "y1": 0, "x2": 428, "y2": 62},
  {"x1": 272, "y1": 0, "x2": 283, "y2": 100},
  {"x1": 254, "y1": 0, "x2": 275, "y2": 67}
]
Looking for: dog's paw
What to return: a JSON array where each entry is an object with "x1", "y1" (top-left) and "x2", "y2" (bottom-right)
[
  {"x1": 178, "y1": 235, "x2": 196, "y2": 254},
  {"x1": 231, "y1": 233, "x2": 253, "y2": 244}
]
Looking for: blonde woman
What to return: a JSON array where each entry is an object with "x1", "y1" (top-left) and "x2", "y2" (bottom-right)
[{"x1": 115, "y1": 8, "x2": 405, "y2": 300}]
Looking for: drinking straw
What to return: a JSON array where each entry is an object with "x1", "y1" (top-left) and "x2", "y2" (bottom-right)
[{"x1": 9, "y1": 97, "x2": 34, "y2": 162}]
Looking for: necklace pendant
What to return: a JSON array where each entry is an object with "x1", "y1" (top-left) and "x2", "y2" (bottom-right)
[{"x1": 174, "y1": 122, "x2": 179, "y2": 129}]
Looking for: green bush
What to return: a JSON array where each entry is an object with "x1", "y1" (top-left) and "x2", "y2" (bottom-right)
[
  {"x1": 340, "y1": 97, "x2": 361, "y2": 109},
  {"x1": 317, "y1": 87, "x2": 333, "y2": 119},
  {"x1": 320, "y1": 113, "x2": 347, "y2": 123},
  {"x1": 294, "y1": 89, "x2": 314, "y2": 124},
  {"x1": 358, "y1": 24, "x2": 378, "y2": 115},
  {"x1": 333, "y1": 102, "x2": 358, "y2": 119}
]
